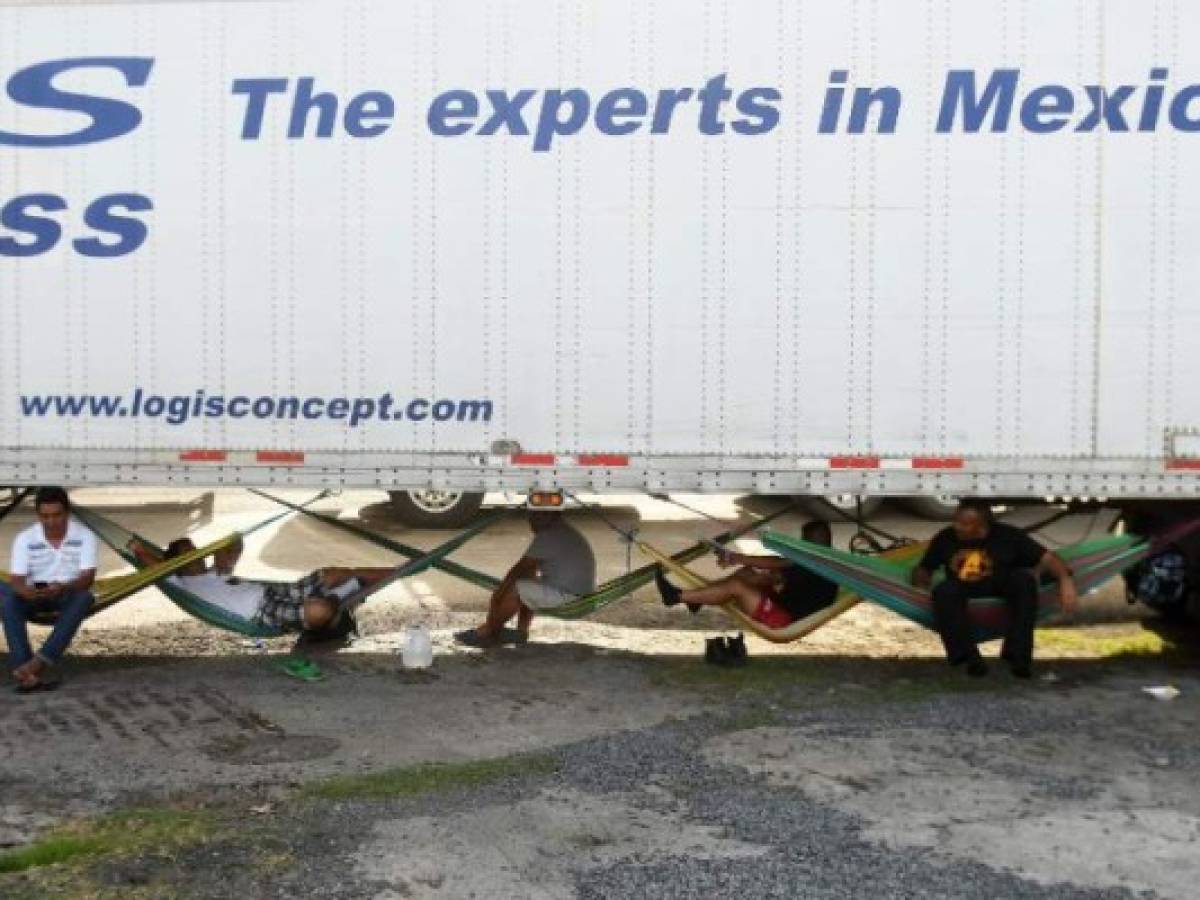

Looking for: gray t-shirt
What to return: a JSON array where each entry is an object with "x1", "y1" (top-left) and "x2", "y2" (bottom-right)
[{"x1": 526, "y1": 520, "x2": 596, "y2": 596}]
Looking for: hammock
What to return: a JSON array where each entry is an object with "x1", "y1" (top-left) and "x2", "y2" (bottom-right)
[
  {"x1": 760, "y1": 523, "x2": 1198, "y2": 640},
  {"x1": 251, "y1": 489, "x2": 502, "y2": 591},
  {"x1": 73, "y1": 505, "x2": 509, "y2": 638},
  {"x1": 4, "y1": 533, "x2": 244, "y2": 625},
  {"x1": 2, "y1": 500, "x2": 305, "y2": 626},
  {"x1": 257, "y1": 489, "x2": 796, "y2": 620},
  {"x1": 642, "y1": 540, "x2": 928, "y2": 643},
  {"x1": 0, "y1": 488, "x2": 32, "y2": 526},
  {"x1": 337, "y1": 509, "x2": 511, "y2": 611},
  {"x1": 545, "y1": 502, "x2": 796, "y2": 620}
]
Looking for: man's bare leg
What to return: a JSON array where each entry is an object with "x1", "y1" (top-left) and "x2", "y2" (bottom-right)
[
  {"x1": 680, "y1": 568, "x2": 773, "y2": 604},
  {"x1": 319, "y1": 567, "x2": 396, "y2": 590},
  {"x1": 657, "y1": 567, "x2": 771, "y2": 613},
  {"x1": 679, "y1": 578, "x2": 765, "y2": 614},
  {"x1": 456, "y1": 557, "x2": 538, "y2": 648},
  {"x1": 479, "y1": 584, "x2": 523, "y2": 636}
]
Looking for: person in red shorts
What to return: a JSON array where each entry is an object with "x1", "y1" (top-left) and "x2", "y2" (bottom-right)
[{"x1": 654, "y1": 520, "x2": 839, "y2": 628}]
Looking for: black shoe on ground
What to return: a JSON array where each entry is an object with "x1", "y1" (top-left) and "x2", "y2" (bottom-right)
[
  {"x1": 725, "y1": 633, "x2": 749, "y2": 667},
  {"x1": 655, "y1": 567, "x2": 682, "y2": 607},
  {"x1": 1009, "y1": 662, "x2": 1033, "y2": 679},
  {"x1": 705, "y1": 637, "x2": 727, "y2": 666},
  {"x1": 966, "y1": 656, "x2": 989, "y2": 678}
]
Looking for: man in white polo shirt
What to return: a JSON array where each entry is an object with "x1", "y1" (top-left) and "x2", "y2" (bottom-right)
[{"x1": 1, "y1": 487, "x2": 97, "y2": 692}]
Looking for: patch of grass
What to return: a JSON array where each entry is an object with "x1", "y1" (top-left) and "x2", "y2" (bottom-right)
[
  {"x1": 0, "y1": 835, "x2": 110, "y2": 874},
  {"x1": 1036, "y1": 626, "x2": 1175, "y2": 659},
  {"x1": 647, "y1": 654, "x2": 1013, "y2": 709},
  {"x1": 874, "y1": 673, "x2": 1014, "y2": 703},
  {"x1": 253, "y1": 849, "x2": 296, "y2": 875},
  {"x1": 565, "y1": 832, "x2": 614, "y2": 850},
  {"x1": 0, "y1": 807, "x2": 212, "y2": 875},
  {"x1": 301, "y1": 752, "x2": 560, "y2": 802},
  {"x1": 720, "y1": 705, "x2": 783, "y2": 733},
  {"x1": 648, "y1": 656, "x2": 828, "y2": 693}
]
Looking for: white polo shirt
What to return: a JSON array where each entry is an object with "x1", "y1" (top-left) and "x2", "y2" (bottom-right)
[{"x1": 10, "y1": 519, "x2": 99, "y2": 584}]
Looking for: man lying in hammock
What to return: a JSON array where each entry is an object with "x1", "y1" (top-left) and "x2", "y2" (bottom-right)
[
  {"x1": 654, "y1": 520, "x2": 839, "y2": 628},
  {"x1": 128, "y1": 536, "x2": 395, "y2": 635}
]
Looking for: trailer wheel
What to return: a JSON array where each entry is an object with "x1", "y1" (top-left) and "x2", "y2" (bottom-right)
[
  {"x1": 1151, "y1": 602, "x2": 1192, "y2": 625},
  {"x1": 802, "y1": 494, "x2": 885, "y2": 521},
  {"x1": 902, "y1": 495, "x2": 960, "y2": 521},
  {"x1": 388, "y1": 490, "x2": 485, "y2": 528}
]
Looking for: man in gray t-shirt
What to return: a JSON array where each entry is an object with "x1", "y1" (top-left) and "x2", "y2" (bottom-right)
[{"x1": 455, "y1": 511, "x2": 596, "y2": 648}]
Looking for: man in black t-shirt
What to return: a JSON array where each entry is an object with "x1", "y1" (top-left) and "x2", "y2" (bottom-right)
[
  {"x1": 912, "y1": 499, "x2": 1077, "y2": 678},
  {"x1": 655, "y1": 520, "x2": 840, "y2": 630}
]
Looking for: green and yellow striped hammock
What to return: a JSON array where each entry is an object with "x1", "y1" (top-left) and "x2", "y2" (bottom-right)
[
  {"x1": 72, "y1": 504, "x2": 510, "y2": 638},
  {"x1": 254, "y1": 489, "x2": 797, "y2": 621},
  {"x1": 641, "y1": 540, "x2": 926, "y2": 643},
  {"x1": 2, "y1": 497, "x2": 303, "y2": 626}
]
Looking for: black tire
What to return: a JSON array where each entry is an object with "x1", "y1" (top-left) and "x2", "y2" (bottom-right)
[
  {"x1": 387, "y1": 490, "x2": 485, "y2": 528},
  {"x1": 1148, "y1": 581, "x2": 1199, "y2": 624},
  {"x1": 801, "y1": 495, "x2": 886, "y2": 521},
  {"x1": 1151, "y1": 602, "x2": 1192, "y2": 625},
  {"x1": 902, "y1": 495, "x2": 960, "y2": 521}
]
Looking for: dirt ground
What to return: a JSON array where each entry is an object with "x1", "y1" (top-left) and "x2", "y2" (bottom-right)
[{"x1": 1, "y1": 490, "x2": 1198, "y2": 898}]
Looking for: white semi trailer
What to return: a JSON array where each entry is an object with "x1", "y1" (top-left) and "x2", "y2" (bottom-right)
[{"x1": 2, "y1": 0, "x2": 1199, "y2": 535}]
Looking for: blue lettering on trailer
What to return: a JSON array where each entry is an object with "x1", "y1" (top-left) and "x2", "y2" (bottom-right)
[
  {"x1": 0, "y1": 57, "x2": 153, "y2": 148},
  {"x1": 935, "y1": 68, "x2": 1200, "y2": 134}
]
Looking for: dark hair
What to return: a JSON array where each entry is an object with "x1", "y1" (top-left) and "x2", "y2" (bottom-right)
[
  {"x1": 802, "y1": 519, "x2": 833, "y2": 542},
  {"x1": 957, "y1": 498, "x2": 995, "y2": 523},
  {"x1": 165, "y1": 538, "x2": 196, "y2": 559},
  {"x1": 301, "y1": 605, "x2": 358, "y2": 644},
  {"x1": 34, "y1": 486, "x2": 70, "y2": 511}
]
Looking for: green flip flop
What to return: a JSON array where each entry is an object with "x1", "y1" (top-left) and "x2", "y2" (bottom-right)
[{"x1": 278, "y1": 657, "x2": 325, "y2": 682}]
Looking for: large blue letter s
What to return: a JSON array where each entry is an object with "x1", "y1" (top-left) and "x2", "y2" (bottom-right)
[{"x1": 0, "y1": 57, "x2": 153, "y2": 148}]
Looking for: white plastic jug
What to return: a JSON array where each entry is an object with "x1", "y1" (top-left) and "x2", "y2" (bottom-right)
[{"x1": 402, "y1": 625, "x2": 433, "y2": 669}]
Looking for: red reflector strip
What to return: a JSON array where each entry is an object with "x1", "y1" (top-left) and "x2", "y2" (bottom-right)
[
  {"x1": 256, "y1": 451, "x2": 305, "y2": 465},
  {"x1": 830, "y1": 456, "x2": 881, "y2": 470},
  {"x1": 179, "y1": 450, "x2": 227, "y2": 463},
  {"x1": 512, "y1": 453, "x2": 556, "y2": 467},
  {"x1": 578, "y1": 454, "x2": 630, "y2": 467},
  {"x1": 912, "y1": 457, "x2": 965, "y2": 470},
  {"x1": 1167, "y1": 459, "x2": 1200, "y2": 471}
]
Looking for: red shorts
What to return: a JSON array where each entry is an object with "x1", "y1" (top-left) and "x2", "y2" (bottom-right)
[{"x1": 752, "y1": 592, "x2": 794, "y2": 630}]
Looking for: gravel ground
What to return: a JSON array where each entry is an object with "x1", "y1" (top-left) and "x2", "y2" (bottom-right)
[
  {"x1": 3, "y1": 491, "x2": 1198, "y2": 898},
  {"x1": 6, "y1": 657, "x2": 1194, "y2": 899}
]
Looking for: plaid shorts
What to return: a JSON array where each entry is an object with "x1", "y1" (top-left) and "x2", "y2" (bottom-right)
[{"x1": 255, "y1": 572, "x2": 324, "y2": 633}]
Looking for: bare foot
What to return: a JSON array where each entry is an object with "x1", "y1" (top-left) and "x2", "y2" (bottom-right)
[{"x1": 13, "y1": 657, "x2": 48, "y2": 686}]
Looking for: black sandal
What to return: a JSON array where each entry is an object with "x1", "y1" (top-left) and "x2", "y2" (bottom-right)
[
  {"x1": 453, "y1": 629, "x2": 499, "y2": 649},
  {"x1": 15, "y1": 679, "x2": 61, "y2": 694}
]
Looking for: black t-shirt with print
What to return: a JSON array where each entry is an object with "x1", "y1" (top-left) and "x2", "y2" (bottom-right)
[
  {"x1": 777, "y1": 565, "x2": 840, "y2": 619},
  {"x1": 918, "y1": 523, "x2": 1046, "y2": 585}
]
